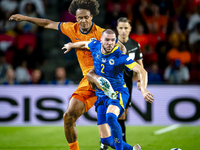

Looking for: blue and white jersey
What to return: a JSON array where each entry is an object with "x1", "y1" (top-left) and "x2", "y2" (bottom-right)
[{"x1": 87, "y1": 39, "x2": 137, "y2": 88}]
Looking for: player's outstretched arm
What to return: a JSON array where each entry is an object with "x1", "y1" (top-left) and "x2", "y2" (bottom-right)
[
  {"x1": 9, "y1": 14, "x2": 59, "y2": 30},
  {"x1": 132, "y1": 64, "x2": 154, "y2": 103},
  {"x1": 62, "y1": 41, "x2": 90, "y2": 54}
]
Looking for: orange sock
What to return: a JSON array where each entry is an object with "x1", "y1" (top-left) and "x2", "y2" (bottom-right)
[{"x1": 68, "y1": 141, "x2": 79, "y2": 150}]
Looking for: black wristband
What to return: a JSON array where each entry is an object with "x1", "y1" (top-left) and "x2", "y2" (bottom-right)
[{"x1": 137, "y1": 80, "x2": 140, "y2": 82}]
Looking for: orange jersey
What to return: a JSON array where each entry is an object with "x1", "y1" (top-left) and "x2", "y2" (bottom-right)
[{"x1": 59, "y1": 22, "x2": 104, "y2": 76}]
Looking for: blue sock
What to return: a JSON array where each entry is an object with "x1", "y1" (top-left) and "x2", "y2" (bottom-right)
[
  {"x1": 123, "y1": 141, "x2": 133, "y2": 150},
  {"x1": 101, "y1": 136, "x2": 115, "y2": 149},
  {"x1": 100, "y1": 128, "x2": 133, "y2": 150},
  {"x1": 106, "y1": 113, "x2": 123, "y2": 150}
]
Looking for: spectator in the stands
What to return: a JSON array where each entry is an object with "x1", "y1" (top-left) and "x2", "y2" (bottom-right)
[
  {"x1": 130, "y1": 0, "x2": 148, "y2": 34},
  {"x1": 155, "y1": 41, "x2": 169, "y2": 71},
  {"x1": 168, "y1": 21, "x2": 186, "y2": 49},
  {"x1": 15, "y1": 60, "x2": 31, "y2": 84},
  {"x1": 105, "y1": 1, "x2": 127, "y2": 30},
  {"x1": 27, "y1": 68, "x2": 46, "y2": 84},
  {"x1": 129, "y1": 23, "x2": 148, "y2": 51},
  {"x1": 19, "y1": 0, "x2": 45, "y2": 18},
  {"x1": 49, "y1": 67, "x2": 74, "y2": 85},
  {"x1": 189, "y1": 23, "x2": 200, "y2": 45},
  {"x1": 150, "y1": 4, "x2": 168, "y2": 34},
  {"x1": 0, "y1": 51, "x2": 12, "y2": 84},
  {"x1": 0, "y1": 0, "x2": 19, "y2": 16},
  {"x1": 164, "y1": 59, "x2": 190, "y2": 84},
  {"x1": 140, "y1": 3, "x2": 168, "y2": 35},
  {"x1": 187, "y1": 4, "x2": 200, "y2": 32},
  {"x1": 167, "y1": 42, "x2": 191, "y2": 66},
  {"x1": 0, "y1": 1, "x2": 18, "y2": 32},
  {"x1": 3, "y1": 68, "x2": 19, "y2": 85},
  {"x1": 142, "y1": 44, "x2": 158, "y2": 68},
  {"x1": 148, "y1": 62, "x2": 164, "y2": 84},
  {"x1": 18, "y1": 2, "x2": 39, "y2": 33}
]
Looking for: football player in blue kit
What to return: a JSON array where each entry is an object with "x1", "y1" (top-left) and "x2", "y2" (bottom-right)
[{"x1": 62, "y1": 29, "x2": 154, "y2": 150}]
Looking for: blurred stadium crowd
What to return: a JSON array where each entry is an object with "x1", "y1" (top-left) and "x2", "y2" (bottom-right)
[{"x1": 0, "y1": 0, "x2": 200, "y2": 85}]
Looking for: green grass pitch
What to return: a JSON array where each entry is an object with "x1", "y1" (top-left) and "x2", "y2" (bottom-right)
[{"x1": 0, "y1": 126, "x2": 199, "y2": 150}]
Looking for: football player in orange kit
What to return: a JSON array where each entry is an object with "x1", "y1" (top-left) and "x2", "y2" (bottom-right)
[{"x1": 9, "y1": 0, "x2": 126, "y2": 150}]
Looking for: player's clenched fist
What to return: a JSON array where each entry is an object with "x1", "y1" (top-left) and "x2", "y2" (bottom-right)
[{"x1": 9, "y1": 14, "x2": 25, "y2": 21}]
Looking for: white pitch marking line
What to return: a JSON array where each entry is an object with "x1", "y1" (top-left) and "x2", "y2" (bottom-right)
[{"x1": 154, "y1": 124, "x2": 181, "y2": 135}]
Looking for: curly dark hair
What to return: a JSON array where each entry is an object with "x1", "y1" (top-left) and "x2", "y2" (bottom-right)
[{"x1": 69, "y1": 0, "x2": 100, "y2": 16}]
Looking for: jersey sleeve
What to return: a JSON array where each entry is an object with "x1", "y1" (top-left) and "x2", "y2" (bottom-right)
[
  {"x1": 58, "y1": 22, "x2": 74, "y2": 37},
  {"x1": 120, "y1": 53, "x2": 138, "y2": 71},
  {"x1": 134, "y1": 43, "x2": 143, "y2": 60},
  {"x1": 87, "y1": 39, "x2": 98, "y2": 52}
]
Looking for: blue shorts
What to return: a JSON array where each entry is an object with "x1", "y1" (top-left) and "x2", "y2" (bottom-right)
[{"x1": 95, "y1": 87, "x2": 129, "y2": 125}]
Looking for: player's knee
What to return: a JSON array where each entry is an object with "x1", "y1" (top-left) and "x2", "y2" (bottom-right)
[
  {"x1": 86, "y1": 69, "x2": 94, "y2": 82},
  {"x1": 63, "y1": 111, "x2": 76, "y2": 124}
]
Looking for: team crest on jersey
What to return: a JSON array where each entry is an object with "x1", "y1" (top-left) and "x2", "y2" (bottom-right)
[
  {"x1": 102, "y1": 58, "x2": 106, "y2": 62},
  {"x1": 96, "y1": 55, "x2": 99, "y2": 59},
  {"x1": 109, "y1": 59, "x2": 115, "y2": 65}
]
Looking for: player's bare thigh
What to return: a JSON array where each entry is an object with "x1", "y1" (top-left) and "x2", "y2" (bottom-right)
[
  {"x1": 64, "y1": 97, "x2": 86, "y2": 120},
  {"x1": 98, "y1": 123, "x2": 111, "y2": 138}
]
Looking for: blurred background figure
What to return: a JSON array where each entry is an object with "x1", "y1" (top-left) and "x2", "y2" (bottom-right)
[
  {"x1": 0, "y1": 0, "x2": 19, "y2": 32},
  {"x1": 189, "y1": 22, "x2": 200, "y2": 45},
  {"x1": 164, "y1": 59, "x2": 190, "y2": 84},
  {"x1": 49, "y1": 67, "x2": 74, "y2": 85},
  {"x1": 0, "y1": 0, "x2": 19, "y2": 16},
  {"x1": 15, "y1": 60, "x2": 31, "y2": 84},
  {"x1": 187, "y1": 3, "x2": 200, "y2": 32},
  {"x1": 27, "y1": 68, "x2": 46, "y2": 84},
  {"x1": 142, "y1": 44, "x2": 158, "y2": 68},
  {"x1": 18, "y1": 2, "x2": 39, "y2": 33},
  {"x1": 129, "y1": 23, "x2": 148, "y2": 51},
  {"x1": 19, "y1": 0, "x2": 46, "y2": 18},
  {"x1": 105, "y1": 0, "x2": 127, "y2": 30},
  {"x1": 148, "y1": 62, "x2": 163, "y2": 84},
  {"x1": 3, "y1": 67, "x2": 19, "y2": 85},
  {"x1": 0, "y1": 50, "x2": 12, "y2": 84}
]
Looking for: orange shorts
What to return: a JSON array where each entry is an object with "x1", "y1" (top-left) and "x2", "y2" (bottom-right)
[{"x1": 71, "y1": 76, "x2": 97, "y2": 112}]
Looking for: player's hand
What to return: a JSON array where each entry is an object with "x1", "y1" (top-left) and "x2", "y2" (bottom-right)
[
  {"x1": 62, "y1": 42, "x2": 72, "y2": 54},
  {"x1": 9, "y1": 14, "x2": 25, "y2": 21},
  {"x1": 141, "y1": 89, "x2": 154, "y2": 103},
  {"x1": 137, "y1": 81, "x2": 141, "y2": 91}
]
